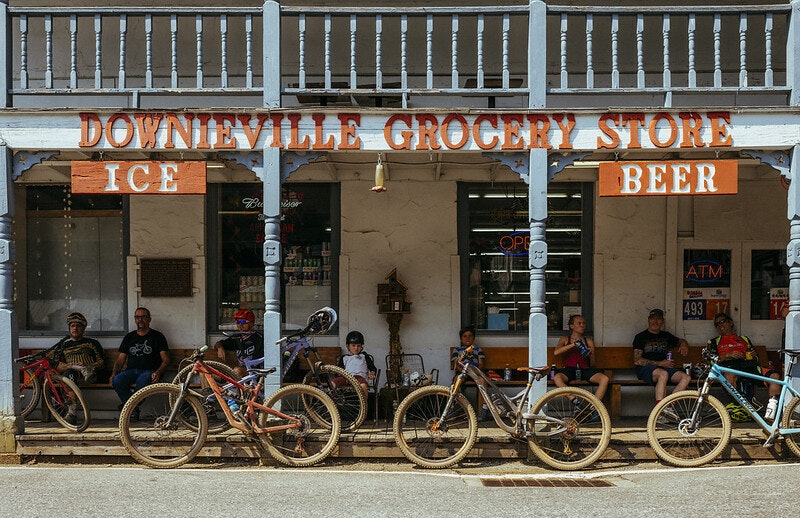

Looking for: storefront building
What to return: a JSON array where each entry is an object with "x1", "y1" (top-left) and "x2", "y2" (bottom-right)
[{"x1": 2, "y1": 1, "x2": 800, "y2": 446}]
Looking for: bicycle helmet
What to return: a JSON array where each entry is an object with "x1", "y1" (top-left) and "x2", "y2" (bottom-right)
[
  {"x1": 346, "y1": 330, "x2": 365, "y2": 345},
  {"x1": 66, "y1": 311, "x2": 87, "y2": 327},
  {"x1": 725, "y1": 402, "x2": 751, "y2": 422},
  {"x1": 306, "y1": 307, "x2": 337, "y2": 334},
  {"x1": 233, "y1": 308, "x2": 255, "y2": 323}
]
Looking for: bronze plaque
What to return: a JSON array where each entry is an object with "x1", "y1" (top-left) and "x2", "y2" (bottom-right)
[{"x1": 140, "y1": 258, "x2": 193, "y2": 297}]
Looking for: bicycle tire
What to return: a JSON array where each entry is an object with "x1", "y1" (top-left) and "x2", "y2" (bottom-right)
[
  {"x1": 303, "y1": 364, "x2": 367, "y2": 432},
  {"x1": 780, "y1": 396, "x2": 800, "y2": 458},
  {"x1": 43, "y1": 376, "x2": 90, "y2": 432},
  {"x1": 393, "y1": 385, "x2": 478, "y2": 469},
  {"x1": 19, "y1": 367, "x2": 41, "y2": 418},
  {"x1": 118, "y1": 383, "x2": 208, "y2": 469},
  {"x1": 646, "y1": 390, "x2": 731, "y2": 467},
  {"x1": 172, "y1": 361, "x2": 238, "y2": 434},
  {"x1": 257, "y1": 384, "x2": 341, "y2": 467},
  {"x1": 526, "y1": 387, "x2": 611, "y2": 470}
]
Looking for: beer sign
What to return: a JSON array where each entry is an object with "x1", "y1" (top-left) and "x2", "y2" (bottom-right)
[{"x1": 598, "y1": 160, "x2": 737, "y2": 196}]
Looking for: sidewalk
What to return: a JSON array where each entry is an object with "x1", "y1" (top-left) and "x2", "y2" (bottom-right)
[{"x1": 12, "y1": 417, "x2": 791, "y2": 465}]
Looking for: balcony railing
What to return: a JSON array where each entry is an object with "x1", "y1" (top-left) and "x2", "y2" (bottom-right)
[{"x1": 2, "y1": 2, "x2": 795, "y2": 109}]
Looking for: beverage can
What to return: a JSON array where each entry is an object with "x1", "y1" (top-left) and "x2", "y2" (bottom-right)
[
  {"x1": 666, "y1": 351, "x2": 673, "y2": 361},
  {"x1": 683, "y1": 363, "x2": 692, "y2": 375}
]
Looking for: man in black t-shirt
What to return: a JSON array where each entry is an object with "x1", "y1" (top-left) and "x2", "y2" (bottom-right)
[
  {"x1": 110, "y1": 307, "x2": 170, "y2": 408},
  {"x1": 632, "y1": 308, "x2": 691, "y2": 404}
]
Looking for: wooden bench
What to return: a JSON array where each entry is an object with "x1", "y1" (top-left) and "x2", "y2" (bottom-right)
[{"x1": 451, "y1": 344, "x2": 770, "y2": 419}]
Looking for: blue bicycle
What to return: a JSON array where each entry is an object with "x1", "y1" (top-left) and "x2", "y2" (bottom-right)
[{"x1": 647, "y1": 348, "x2": 800, "y2": 467}]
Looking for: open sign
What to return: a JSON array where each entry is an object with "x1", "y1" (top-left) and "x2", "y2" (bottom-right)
[{"x1": 499, "y1": 231, "x2": 529, "y2": 256}]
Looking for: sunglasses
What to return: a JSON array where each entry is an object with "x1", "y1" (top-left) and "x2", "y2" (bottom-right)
[
  {"x1": 714, "y1": 319, "x2": 728, "y2": 327},
  {"x1": 235, "y1": 319, "x2": 251, "y2": 324}
]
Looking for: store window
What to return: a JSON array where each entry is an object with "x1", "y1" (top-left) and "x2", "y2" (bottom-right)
[
  {"x1": 25, "y1": 186, "x2": 125, "y2": 331},
  {"x1": 750, "y1": 249, "x2": 788, "y2": 320},
  {"x1": 211, "y1": 183, "x2": 337, "y2": 330},
  {"x1": 461, "y1": 183, "x2": 587, "y2": 333}
]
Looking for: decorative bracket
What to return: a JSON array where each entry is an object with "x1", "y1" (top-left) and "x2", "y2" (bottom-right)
[
  {"x1": 217, "y1": 151, "x2": 326, "y2": 183},
  {"x1": 483, "y1": 152, "x2": 529, "y2": 184},
  {"x1": 483, "y1": 151, "x2": 593, "y2": 184},
  {"x1": 281, "y1": 152, "x2": 325, "y2": 183},
  {"x1": 742, "y1": 149, "x2": 791, "y2": 180},
  {"x1": 548, "y1": 152, "x2": 592, "y2": 181},
  {"x1": 12, "y1": 151, "x2": 59, "y2": 180}
]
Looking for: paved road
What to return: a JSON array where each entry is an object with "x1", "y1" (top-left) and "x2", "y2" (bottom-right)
[{"x1": 3, "y1": 459, "x2": 799, "y2": 517}]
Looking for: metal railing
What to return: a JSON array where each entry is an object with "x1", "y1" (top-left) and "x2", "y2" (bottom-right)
[{"x1": 2, "y1": 2, "x2": 794, "y2": 108}]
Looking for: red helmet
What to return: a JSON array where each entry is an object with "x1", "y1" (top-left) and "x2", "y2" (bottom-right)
[{"x1": 233, "y1": 308, "x2": 255, "y2": 323}]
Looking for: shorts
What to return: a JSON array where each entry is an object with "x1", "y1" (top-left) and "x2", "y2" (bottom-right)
[
  {"x1": 332, "y1": 375, "x2": 368, "y2": 387},
  {"x1": 559, "y1": 366, "x2": 603, "y2": 383},
  {"x1": 718, "y1": 358, "x2": 760, "y2": 376},
  {"x1": 635, "y1": 365, "x2": 684, "y2": 386}
]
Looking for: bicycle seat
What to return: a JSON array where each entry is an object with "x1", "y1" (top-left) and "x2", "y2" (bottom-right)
[
  {"x1": 247, "y1": 367, "x2": 277, "y2": 376},
  {"x1": 778, "y1": 348, "x2": 800, "y2": 358}
]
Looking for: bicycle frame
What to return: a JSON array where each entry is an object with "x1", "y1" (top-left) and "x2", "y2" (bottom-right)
[
  {"x1": 171, "y1": 354, "x2": 307, "y2": 436},
  {"x1": 449, "y1": 358, "x2": 558, "y2": 437},
  {"x1": 700, "y1": 354, "x2": 800, "y2": 440},
  {"x1": 18, "y1": 354, "x2": 70, "y2": 408}
]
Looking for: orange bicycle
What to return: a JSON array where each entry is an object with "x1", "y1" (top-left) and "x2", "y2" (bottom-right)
[{"x1": 118, "y1": 345, "x2": 341, "y2": 468}]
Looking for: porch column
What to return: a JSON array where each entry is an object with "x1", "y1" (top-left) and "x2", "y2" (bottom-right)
[
  {"x1": 528, "y1": 148, "x2": 549, "y2": 404},
  {"x1": 787, "y1": 145, "x2": 800, "y2": 391},
  {"x1": 261, "y1": 146, "x2": 282, "y2": 395},
  {"x1": 0, "y1": 143, "x2": 22, "y2": 449},
  {"x1": 263, "y1": 0, "x2": 281, "y2": 109},
  {"x1": 528, "y1": 0, "x2": 546, "y2": 108}
]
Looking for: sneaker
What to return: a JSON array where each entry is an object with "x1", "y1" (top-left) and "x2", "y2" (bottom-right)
[
  {"x1": 661, "y1": 405, "x2": 680, "y2": 422},
  {"x1": 478, "y1": 407, "x2": 490, "y2": 422},
  {"x1": 572, "y1": 398, "x2": 583, "y2": 416},
  {"x1": 131, "y1": 406, "x2": 141, "y2": 422},
  {"x1": 65, "y1": 413, "x2": 77, "y2": 426},
  {"x1": 587, "y1": 411, "x2": 600, "y2": 423}
]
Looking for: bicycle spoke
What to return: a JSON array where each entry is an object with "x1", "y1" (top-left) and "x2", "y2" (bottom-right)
[
  {"x1": 258, "y1": 384, "x2": 340, "y2": 467},
  {"x1": 119, "y1": 383, "x2": 207, "y2": 469},
  {"x1": 393, "y1": 386, "x2": 478, "y2": 469},
  {"x1": 646, "y1": 391, "x2": 731, "y2": 467},
  {"x1": 527, "y1": 388, "x2": 611, "y2": 470}
]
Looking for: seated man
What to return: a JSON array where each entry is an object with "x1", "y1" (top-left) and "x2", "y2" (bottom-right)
[
  {"x1": 50, "y1": 311, "x2": 106, "y2": 386},
  {"x1": 632, "y1": 309, "x2": 691, "y2": 419}
]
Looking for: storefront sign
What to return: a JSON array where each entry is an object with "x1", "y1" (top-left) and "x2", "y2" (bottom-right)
[
  {"x1": 598, "y1": 160, "x2": 737, "y2": 196},
  {"x1": 71, "y1": 161, "x2": 206, "y2": 194},
  {"x1": 75, "y1": 111, "x2": 734, "y2": 152}
]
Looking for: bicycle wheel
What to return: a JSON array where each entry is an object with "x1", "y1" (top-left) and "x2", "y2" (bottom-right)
[
  {"x1": 526, "y1": 387, "x2": 611, "y2": 470},
  {"x1": 119, "y1": 383, "x2": 208, "y2": 469},
  {"x1": 646, "y1": 390, "x2": 731, "y2": 467},
  {"x1": 303, "y1": 365, "x2": 366, "y2": 432},
  {"x1": 43, "y1": 376, "x2": 90, "y2": 432},
  {"x1": 19, "y1": 368, "x2": 41, "y2": 418},
  {"x1": 257, "y1": 384, "x2": 341, "y2": 467},
  {"x1": 172, "y1": 361, "x2": 238, "y2": 434},
  {"x1": 393, "y1": 385, "x2": 478, "y2": 469},
  {"x1": 780, "y1": 396, "x2": 800, "y2": 458}
]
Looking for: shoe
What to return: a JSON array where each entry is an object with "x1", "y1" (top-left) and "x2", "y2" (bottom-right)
[
  {"x1": 572, "y1": 398, "x2": 583, "y2": 417},
  {"x1": 661, "y1": 405, "x2": 680, "y2": 422},
  {"x1": 65, "y1": 413, "x2": 77, "y2": 426},
  {"x1": 478, "y1": 407, "x2": 490, "y2": 422},
  {"x1": 131, "y1": 406, "x2": 141, "y2": 421},
  {"x1": 586, "y1": 411, "x2": 600, "y2": 423}
]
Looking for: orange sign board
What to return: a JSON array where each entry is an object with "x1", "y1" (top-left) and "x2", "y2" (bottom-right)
[
  {"x1": 598, "y1": 160, "x2": 738, "y2": 196},
  {"x1": 71, "y1": 161, "x2": 206, "y2": 194}
]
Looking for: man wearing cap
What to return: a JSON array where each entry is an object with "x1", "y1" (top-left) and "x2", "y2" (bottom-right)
[
  {"x1": 50, "y1": 312, "x2": 106, "y2": 385},
  {"x1": 632, "y1": 309, "x2": 691, "y2": 404},
  {"x1": 214, "y1": 308, "x2": 264, "y2": 378}
]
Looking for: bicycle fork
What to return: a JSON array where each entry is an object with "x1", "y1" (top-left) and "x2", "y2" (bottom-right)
[{"x1": 430, "y1": 376, "x2": 466, "y2": 432}]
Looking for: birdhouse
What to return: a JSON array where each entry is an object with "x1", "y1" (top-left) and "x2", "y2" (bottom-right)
[{"x1": 377, "y1": 268, "x2": 411, "y2": 313}]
